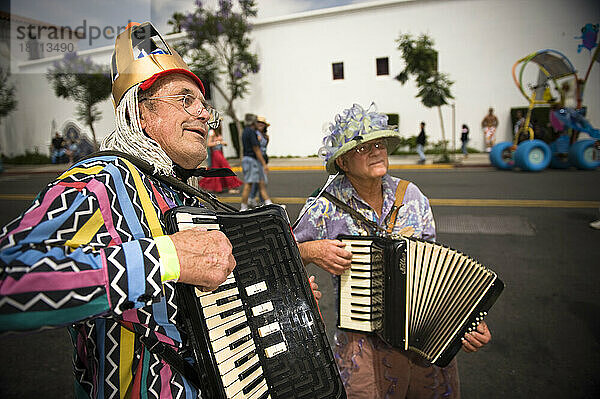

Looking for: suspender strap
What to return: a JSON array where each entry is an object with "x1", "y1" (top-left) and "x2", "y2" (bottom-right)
[{"x1": 386, "y1": 179, "x2": 410, "y2": 234}]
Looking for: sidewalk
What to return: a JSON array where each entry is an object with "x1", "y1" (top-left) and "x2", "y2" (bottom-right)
[{"x1": 1, "y1": 153, "x2": 491, "y2": 175}]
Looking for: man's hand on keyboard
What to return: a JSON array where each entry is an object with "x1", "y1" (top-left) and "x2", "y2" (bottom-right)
[{"x1": 171, "y1": 228, "x2": 236, "y2": 291}]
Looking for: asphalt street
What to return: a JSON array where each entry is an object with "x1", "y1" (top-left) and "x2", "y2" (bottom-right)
[{"x1": 0, "y1": 167, "x2": 599, "y2": 398}]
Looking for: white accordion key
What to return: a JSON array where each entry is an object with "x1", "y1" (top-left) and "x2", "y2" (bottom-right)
[
  {"x1": 199, "y1": 287, "x2": 239, "y2": 307},
  {"x1": 205, "y1": 307, "x2": 245, "y2": 330},
  {"x1": 203, "y1": 298, "x2": 243, "y2": 319},
  {"x1": 223, "y1": 362, "x2": 265, "y2": 397},
  {"x1": 351, "y1": 253, "x2": 371, "y2": 263},
  {"x1": 258, "y1": 322, "x2": 281, "y2": 337},
  {"x1": 208, "y1": 314, "x2": 248, "y2": 342},
  {"x1": 212, "y1": 325, "x2": 252, "y2": 353},
  {"x1": 216, "y1": 344, "x2": 256, "y2": 378},
  {"x1": 213, "y1": 334, "x2": 254, "y2": 364},
  {"x1": 221, "y1": 352, "x2": 259, "y2": 387},
  {"x1": 245, "y1": 281, "x2": 267, "y2": 296},
  {"x1": 251, "y1": 301, "x2": 274, "y2": 316},
  {"x1": 264, "y1": 341, "x2": 287, "y2": 358}
]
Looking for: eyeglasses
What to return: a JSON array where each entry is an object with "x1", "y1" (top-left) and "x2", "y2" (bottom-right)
[
  {"x1": 142, "y1": 94, "x2": 221, "y2": 129},
  {"x1": 354, "y1": 140, "x2": 387, "y2": 155}
]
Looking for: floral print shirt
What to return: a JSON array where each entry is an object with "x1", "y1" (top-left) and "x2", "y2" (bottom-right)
[{"x1": 294, "y1": 173, "x2": 435, "y2": 243}]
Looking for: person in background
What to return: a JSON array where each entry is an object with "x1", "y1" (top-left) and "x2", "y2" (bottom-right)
[
  {"x1": 482, "y1": 107, "x2": 498, "y2": 152},
  {"x1": 65, "y1": 138, "x2": 80, "y2": 163},
  {"x1": 249, "y1": 116, "x2": 270, "y2": 207},
  {"x1": 461, "y1": 123, "x2": 470, "y2": 157},
  {"x1": 240, "y1": 113, "x2": 271, "y2": 211},
  {"x1": 294, "y1": 103, "x2": 491, "y2": 399},
  {"x1": 197, "y1": 125, "x2": 242, "y2": 193},
  {"x1": 50, "y1": 132, "x2": 66, "y2": 163},
  {"x1": 416, "y1": 121, "x2": 426, "y2": 164}
]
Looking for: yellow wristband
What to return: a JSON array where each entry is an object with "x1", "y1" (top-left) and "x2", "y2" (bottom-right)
[{"x1": 155, "y1": 235, "x2": 181, "y2": 283}]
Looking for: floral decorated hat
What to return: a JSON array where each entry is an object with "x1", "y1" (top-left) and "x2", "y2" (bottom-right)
[{"x1": 319, "y1": 103, "x2": 401, "y2": 174}]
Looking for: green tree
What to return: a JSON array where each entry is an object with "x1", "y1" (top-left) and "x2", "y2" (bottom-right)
[
  {"x1": 396, "y1": 33, "x2": 454, "y2": 161},
  {"x1": 0, "y1": 67, "x2": 17, "y2": 120},
  {"x1": 46, "y1": 52, "x2": 111, "y2": 150},
  {"x1": 177, "y1": 0, "x2": 260, "y2": 157},
  {"x1": 167, "y1": 11, "x2": 186, "y2": 33}
]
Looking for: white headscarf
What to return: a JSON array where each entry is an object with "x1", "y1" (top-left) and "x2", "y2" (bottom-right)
[{"x1": 101, "y1": 83, "x2": 174, "y2": 175}]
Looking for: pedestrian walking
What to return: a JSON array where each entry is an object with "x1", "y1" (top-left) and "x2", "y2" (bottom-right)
[
  {"x1": 416, "y1": 121, "x2": 426, "y2": 164},
  {"x1": 461, "y1": 123, "x2": 470, "y2": 157}
]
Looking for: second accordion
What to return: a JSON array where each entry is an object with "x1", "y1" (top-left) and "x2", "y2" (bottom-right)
[{"x1": 337, "y1": 235, "x2": 504, "y2": 367}]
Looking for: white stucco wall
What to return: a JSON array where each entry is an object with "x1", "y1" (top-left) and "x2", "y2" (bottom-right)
[
  {"x1": 1, "y1": 0, "x2": 599, "y2": 158},
  {"x1": 227, "y1": 0, "x2": 600, "y2": 157}
]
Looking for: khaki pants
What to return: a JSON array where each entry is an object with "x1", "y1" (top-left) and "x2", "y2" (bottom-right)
[{"x1": 335, "y1": 332, "x2": 460, "y2": 399}]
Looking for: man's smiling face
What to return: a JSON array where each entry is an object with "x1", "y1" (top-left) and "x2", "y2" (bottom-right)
[{"x1": 139, "y1": 74, "x2": 210, "y2": 169}]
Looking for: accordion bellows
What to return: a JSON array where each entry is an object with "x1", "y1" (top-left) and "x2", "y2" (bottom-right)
[{"x1": 337, "y1": 235, "x2": 504, "y2": 367}]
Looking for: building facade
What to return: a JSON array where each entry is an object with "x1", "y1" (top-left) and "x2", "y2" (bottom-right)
[{"x1": 1, "y1": 0, "x2": 599, "y2": 158}]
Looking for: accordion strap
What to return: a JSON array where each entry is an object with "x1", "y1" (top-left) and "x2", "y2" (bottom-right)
[
  {"x1": 322, "y1": 179, "x2": 410, "y2": 236},
  {"x1": 386, "y1": 179, "x2": 410, "y2": 234},
  {"x1": 77, "y1": 150, "x2": 237, "y2": 213},
  {"x1": 138, "y1": 335, "x2": 202, "y2": 390}
]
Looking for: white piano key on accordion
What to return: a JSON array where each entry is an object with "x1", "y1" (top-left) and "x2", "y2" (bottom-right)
[
  {"x1": 224, "y1": 363, "x2": 265, "y2": 397},
  {"x1": 195, "y1": 273, "x2": 236, "y2": 297},
  {"x1": 341, "y1": 294, "x2": 375, "y2": 305},
  {"x1": 339, "y1": 315, "x2": 378, "y2": 331},
  {"x1": 216, "y1": 343, "x2": 256, "y2": 379},
  {"x1": 341, "y1": 238, "x2": 373, "y2": 248},
  {"x1": 341, "y1": 270, "x2": 373, "y2": 279},
  {"x1": 208, "y1": 313, "x2": 248, "y2": 342},
  {"x1": 350, "y1": 253, "x2": 371, "y2": 263},
  {"x1": 205, "y1": 307, "x2": 245, "y2": 330},
  {"x1": 199, "y1": 286, "x2": 239, "y2": 307},
  {"x1": 220, "y1": 353, "x2": 260, "y2": 387},
  {"x1": 214, "y1": 332, "x2": 254, "y2": 364},
  {"x1": 341, "y1": 276, "x2": 372, "y2": 288},
  {"x1": 212, "y1": 326, "x2": 252, "y2": 354},
  {"x1": 175, "y1": 212, "x2": 217, "y2": 223},
  {"x1": 203, "y1": 298, "x2": 244, "y2": 319}
]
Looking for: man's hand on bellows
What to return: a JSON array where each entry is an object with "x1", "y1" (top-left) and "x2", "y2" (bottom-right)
[
  {"x1": 298, "y1": 240, "x2": 353, "y2": 275},
  {"x1": 171, "y1": 228, "x2": 236, "y2": 291}
]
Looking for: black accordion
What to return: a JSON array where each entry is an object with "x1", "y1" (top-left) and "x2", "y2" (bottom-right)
[
  {"x1": 164, "y1": 205, "x2": 346, "y2": 399},
  {"x1": 337, "y1": 235, "x2": 504, "y2": 367}
]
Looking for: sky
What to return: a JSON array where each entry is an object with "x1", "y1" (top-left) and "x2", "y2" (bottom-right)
[{"x1": 7, "y1": 0, "x2": 381, "y2": 49}]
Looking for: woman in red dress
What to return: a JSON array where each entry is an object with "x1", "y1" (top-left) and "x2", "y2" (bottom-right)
[{"x1": 197, "y1": 126, "x2": 243, "y2": 193}]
